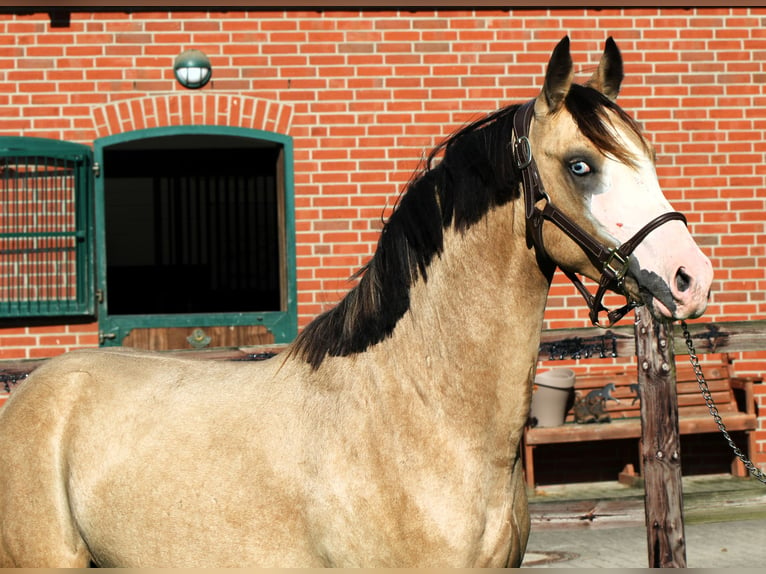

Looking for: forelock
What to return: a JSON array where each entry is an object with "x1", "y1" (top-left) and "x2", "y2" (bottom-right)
[{"x1": 564, "y1": 83, "x2": 650, "y2": 166}]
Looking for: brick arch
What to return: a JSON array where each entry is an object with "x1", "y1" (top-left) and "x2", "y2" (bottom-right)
[{"x1": 91, "y1": 94, "x2": 293, "y2": 139}]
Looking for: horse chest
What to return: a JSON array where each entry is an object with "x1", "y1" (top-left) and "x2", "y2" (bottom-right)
[
  {"x1": 317, "y1": 512, "x2": 515, "y2": 567},
  {"x1": 306, "y1": 463, "x2": 518, "y2": 567}
]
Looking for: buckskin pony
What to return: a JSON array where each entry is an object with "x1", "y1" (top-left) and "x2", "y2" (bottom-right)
[{"x1": 0, "y1": 37, "x2": 712, "y2": 567}]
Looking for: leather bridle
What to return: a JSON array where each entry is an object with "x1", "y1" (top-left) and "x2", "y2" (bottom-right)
[{"x1": 511, "y1": 99, "x2": 687, "y2": 327}]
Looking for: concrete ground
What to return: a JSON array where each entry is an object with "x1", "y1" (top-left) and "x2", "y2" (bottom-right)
[{"x1": 521, "y1": 474, "x2": 766, "y2": 568}]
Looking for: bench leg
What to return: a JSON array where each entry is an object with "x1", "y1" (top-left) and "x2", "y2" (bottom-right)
[
  {"x1": 523, "y1": 440, "x2": 535, "y2": 488},
  {"x1": 731, "y1": 430, "x2": 756, "y2": 478},
  {"x1": 732, "y1": 457, "x2": 746, "y2": 477},
  {"x1": 618, "y1": 463, "x2": 640, "y2": 486}
]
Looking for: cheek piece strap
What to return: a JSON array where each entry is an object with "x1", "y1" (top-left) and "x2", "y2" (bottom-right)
[{"x1": 512, "y1": 99, "x2": 688, "y2": 328}]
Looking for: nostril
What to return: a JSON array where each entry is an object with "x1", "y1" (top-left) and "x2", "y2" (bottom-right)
[{"x1": 675, "y1": 267, "x2": 691, "y2": 293}]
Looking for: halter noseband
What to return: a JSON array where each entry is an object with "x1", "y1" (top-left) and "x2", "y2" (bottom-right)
[{"x1": 511, "y1": 99, "x2": 687, "y2": 328}]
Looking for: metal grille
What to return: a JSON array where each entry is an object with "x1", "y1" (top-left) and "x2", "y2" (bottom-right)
[{"x1": 0, "y1": 141, "x2": 92, "y2": 317}]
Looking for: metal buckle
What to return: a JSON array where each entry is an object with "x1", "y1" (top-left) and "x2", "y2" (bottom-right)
[
  {"x1": 514, "y1": 135, "x2": 533, "y2": 170},
  {"x1": 604, "y1": 248, "x2": 630, "y2": 282},
  {"x1": 592, "y1": 307, "x2": 614, "y2": 329}
]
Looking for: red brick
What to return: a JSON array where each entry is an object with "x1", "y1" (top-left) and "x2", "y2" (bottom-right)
[
  {"x1": 38, "y1": 335, "x2": 78, "y2": 347},
  {"x1": 0, "y1": 7, "x2": 763, "y2": 355},
  {"x1": 28, "y1": 347, "x2": 68, "y2": 359}
]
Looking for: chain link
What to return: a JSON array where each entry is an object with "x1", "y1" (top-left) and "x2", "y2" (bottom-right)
[{"x1": 680, "y1": 320, "x2": 766, "y2": 484}]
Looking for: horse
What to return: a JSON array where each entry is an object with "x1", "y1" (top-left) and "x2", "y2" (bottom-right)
[{"x1": 0, "y1": 36, "x2": 713, "y2": 567}]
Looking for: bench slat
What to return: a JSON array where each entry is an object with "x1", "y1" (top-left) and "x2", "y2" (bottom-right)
[
  {"x1": 556, "y1": 388, "x2": 735, "y2": 423},
  {"x1": 526, "y1": 413, "x2": 757, "y2": 445}
]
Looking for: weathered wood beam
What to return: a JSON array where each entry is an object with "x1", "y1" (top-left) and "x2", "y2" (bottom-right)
[{"x1": 539, "y1": 319, "x2": 766, "y2": 360}]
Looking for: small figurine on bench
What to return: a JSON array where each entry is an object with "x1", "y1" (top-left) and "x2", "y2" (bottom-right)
[{"x1": 573, "y1": 383, "x2": 621, "y2": 423}]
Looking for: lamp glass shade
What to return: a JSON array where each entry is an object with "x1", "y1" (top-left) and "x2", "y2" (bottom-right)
[{"x1": 174, "y1": 50, "x2": 212, "y2": 89}]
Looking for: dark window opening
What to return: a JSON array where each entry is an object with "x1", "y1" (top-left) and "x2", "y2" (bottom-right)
[{"x1": 103, "y1": 138, "x2": 282, "y2": 316}]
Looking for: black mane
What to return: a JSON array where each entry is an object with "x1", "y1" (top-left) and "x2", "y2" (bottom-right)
[{"x1": 291, "y1": 86, "x2": 647, "y2": 369}]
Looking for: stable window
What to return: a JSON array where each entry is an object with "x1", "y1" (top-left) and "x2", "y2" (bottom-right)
[
  {"x1": 103, "y1": 143, "x2": 282, "y2": 315},
  {"x1": 94, "y1": 128, "x2": 297, "y2": 349},
  {"x1": 0, "y1": 137, "x2": 93, "y2": 317}
]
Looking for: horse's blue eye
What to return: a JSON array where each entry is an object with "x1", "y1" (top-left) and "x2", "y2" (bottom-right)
[{"x1": 569, "y1": 160, "x2": 592, "y2": 176}]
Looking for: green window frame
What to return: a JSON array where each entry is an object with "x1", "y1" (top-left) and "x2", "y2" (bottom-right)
[
  {"x1": 0, "y1": 137, "x2": 94, "y2": 317},
  {"x1": 94, "y1": 126, "x2": 298, "y2": 346}
]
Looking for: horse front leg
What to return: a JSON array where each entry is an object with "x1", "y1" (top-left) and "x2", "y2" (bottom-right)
[
  {"x1": 505, "y1": 455, "x2": 531, "y2": 567},
  {"x1": 0, "y1": 451, "x2": 92, "y2": 567},
  {"x1": 0, "y1": 375, "x2": 92, "y2": 567}
]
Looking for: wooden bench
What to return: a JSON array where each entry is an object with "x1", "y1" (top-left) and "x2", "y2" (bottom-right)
[{"x1": 522, "y1": 353, "x2": 759, "y2": 488}]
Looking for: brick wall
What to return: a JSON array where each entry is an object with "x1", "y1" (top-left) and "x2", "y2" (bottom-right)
[
  {"x1": 2, "y1": 8, "x2": 765, "y2": 343},
  {"x1": 0, "y1": 8, "x2": 764, "y2": 470}
]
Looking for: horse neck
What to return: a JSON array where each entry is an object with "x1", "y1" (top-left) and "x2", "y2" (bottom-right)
[{"x1": 355, "y1": 199, "x2": 551, "y2": 428}]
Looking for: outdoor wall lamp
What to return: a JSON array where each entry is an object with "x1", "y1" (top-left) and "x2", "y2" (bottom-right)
[{"x1": 173, "y1": 49, "x2": 212, "y2": 89}]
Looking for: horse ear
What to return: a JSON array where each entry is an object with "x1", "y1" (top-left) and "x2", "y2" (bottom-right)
[
  {"x1": 536, "y1": 35, "x2": 574, "y2": 115},
  {"x1": 587, "y1": 36, "x2": 624, "y2": 101}
]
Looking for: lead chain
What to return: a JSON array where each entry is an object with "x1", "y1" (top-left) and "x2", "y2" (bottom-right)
[{"x1": 681, "y1": 321, "x2": 766, "y2": 484}]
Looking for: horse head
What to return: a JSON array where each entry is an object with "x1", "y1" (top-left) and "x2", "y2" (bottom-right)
[{"x1": 523, "y1": 36, "x2": 713, "y2": 323}]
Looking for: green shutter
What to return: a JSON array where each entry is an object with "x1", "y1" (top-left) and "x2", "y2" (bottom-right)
[{"x1": 0, "y1": 137, "x2": 94, "y2": 317}]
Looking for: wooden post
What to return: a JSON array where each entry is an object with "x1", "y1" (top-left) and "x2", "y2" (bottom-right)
[{"x1": 634, "y1": 306, "x2": 686, "y2": 568}]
